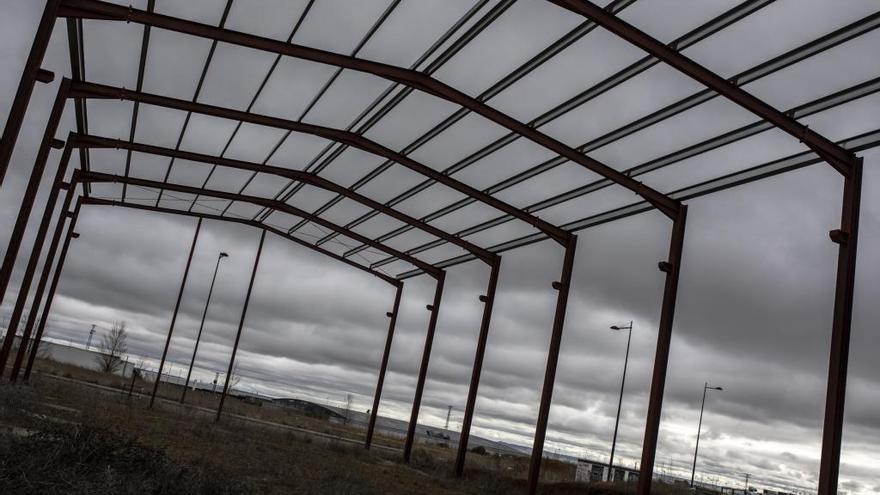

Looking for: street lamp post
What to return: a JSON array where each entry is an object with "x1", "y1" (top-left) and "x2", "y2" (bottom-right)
[
  {"x1": 607, "y1": 321, "x2": 633, "y2": 481},
  {"x1": 691, "y1": 382, "x2": 724, "y2": 486},
  {"x1": 181, "y1": 251, "x2": 228, "y2": 403}
]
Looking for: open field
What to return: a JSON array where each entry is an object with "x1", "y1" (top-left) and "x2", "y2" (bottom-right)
[{"x1": 0, "y1": 360, "x2": 694, "y2": 494}]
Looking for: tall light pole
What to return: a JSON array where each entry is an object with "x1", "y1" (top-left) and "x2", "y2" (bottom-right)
[
  {"x1": 691, "y1": 382, "x2": 723, "y2": 486},
  {"x1": 181, "y1": 251, "x2": 228, "y2": 403},
  {"x1": 607, "y1": 321, "x2": 633, "y2": 481}
]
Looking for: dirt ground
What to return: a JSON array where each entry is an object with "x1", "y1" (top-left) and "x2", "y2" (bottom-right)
[{"x1": 0, "y1": 360, "x2": 690, "y2": 494}]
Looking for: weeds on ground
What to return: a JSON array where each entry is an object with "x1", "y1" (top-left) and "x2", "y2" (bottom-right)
[{"x1": 0, "y1": 424, "x2": 242, "y2": 494}]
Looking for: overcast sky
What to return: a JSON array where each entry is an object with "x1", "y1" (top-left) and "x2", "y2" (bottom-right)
[{"x1": 1, "y1": 0, "x2": 878, "y2": 493}]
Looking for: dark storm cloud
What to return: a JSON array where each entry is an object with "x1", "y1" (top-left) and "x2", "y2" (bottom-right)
[{"x1": 1, "y1": 0, "x2": 878, "y2": 493}]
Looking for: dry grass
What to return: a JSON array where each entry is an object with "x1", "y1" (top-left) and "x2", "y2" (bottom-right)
[{"x1": 0, "y1": 360, "x2": 691, "y2": 494}]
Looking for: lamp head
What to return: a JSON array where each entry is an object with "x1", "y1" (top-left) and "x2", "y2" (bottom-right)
[{"x1": 219, "y1": 252, "x2": 229, "y2": 259}]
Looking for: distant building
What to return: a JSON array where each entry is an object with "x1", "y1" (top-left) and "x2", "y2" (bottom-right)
[
  {"x1": 273, "y1": 398, "x2": 344, "y2": 420},
  {"x1": 575, "y1": 458, "x2": 639, "y2": 483},
  {"x1": 7, "y1": 334, "x2": 135, "y2": 378}
]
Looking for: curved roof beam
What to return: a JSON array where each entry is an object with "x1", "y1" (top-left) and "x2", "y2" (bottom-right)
[
  {"x1": 70, "y1": 133, "x2": 496, "y2": 265},
  {"x1": 546, "y1": 0, "x2": 857, "y2": 176},
  {"x1": 72, "y1": 170, "x2": 443, "y2": 279},
  {"x1": 57, "y1": 0, "x2": 680, "y2": 220},
  {"x1": 67, "y1": 80, "x2": 570, "y2": 245},
  {"x1": 81, "y1": 196, "x2": 402, "y2": 287}
]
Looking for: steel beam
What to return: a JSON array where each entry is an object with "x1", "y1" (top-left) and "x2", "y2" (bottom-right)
[
  {"x1": 19, "y1": 180, "x2": 76, "y2": 382},
  {"x1": 0, "y1": 80, "x2": 70, "y2": 377},
  {"x1": 23, "y1": 196, "x2": 82, "y2": 380},
  {"x1": 181, "y1": 251, "x2": 222, "y2": 404},
  {"x1": 149, "y1": 218, "x2": 202, "y2": 408},
  {"x1": 547, "y1": 0, "x2": 855, "y2": 174},
  {"x1": 526, "y1": 235, "x2": 578, "y2": 494},
  {"x1": 637, "y1": 206, "x2": 688, "y2": 494},
  {"x1": 395, "y1": 128, "x2": 880, "y2": 278},
  {"x1": 365, "y1": 281, "x2": 404, "y2": 449},
  {"x1": 267, "y1": 0, "x2": 638, "y2": 231},
  {"x1": 817, "y1": 158, "x2": 863, "y2": 495},
  {"x1": 66, "y1": 81, "x2": 568, "y2": 245},
  {"x1": 71, "y1": 134, "x2": 494, "y2": 264},
  {"x1": 0, "y1": 0, "x2": 60, "y2": 185},
  {"x1": 57, "y1": 0, "x2": 679, "y2": 220},
  {"x1": 82, "y1": 197, "x2": 400, "y2": 286},
  {"x1": 402, "y1": 271, "x2": 446, "y2": 462},
  {"x1": 454, "y1": 255, "x2": 502, "y2": 476},
  {"x1": 8, "y1": 141, "x2": 74, "y2": 381},
  {"x1": 216, "y1": 229, "x2": 266, "y2": 422},
  {"x1": 369, "y1": 73, "x2": 880, "y2": 269},
  {"x1": 73, "y1": 170, "x2": 443, "y2": 279},
  {"x1": 323, "y1": 0, "x2": 769, "y2": 255}
]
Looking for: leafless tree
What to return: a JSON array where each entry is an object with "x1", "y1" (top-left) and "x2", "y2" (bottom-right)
[{"x1": 96, "y1": 321, "x2": 128, "y2": 373}]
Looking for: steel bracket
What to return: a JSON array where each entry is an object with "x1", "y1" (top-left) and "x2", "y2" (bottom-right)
[
  {"x1": 35, "y1": 68, "x2": 55, "y2": 83},
  {"x1": 829, "y1": 229, "x2": 849, "y2": 245}
]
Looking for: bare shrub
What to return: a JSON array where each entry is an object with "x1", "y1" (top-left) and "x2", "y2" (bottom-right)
[{"x1": 96, "y1": 321, "x2": 128, "y2": 373}]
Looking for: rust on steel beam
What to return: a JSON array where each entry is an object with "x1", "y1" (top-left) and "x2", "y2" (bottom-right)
[
  {"x1": 546, "y1": 0, "x2": 856, "y2": 175},
  {"x1": 216, "y1": 229, "x2": 266, "y2": 422},
  {"x1": 149, "y1": 218, "x2": 202, "y2": 408},
  {"x1": 0, "y1": 0, "x2": 60, "y2": 186},
  {"x1": 0, "y1": 79, "x2": 70, "y2": 377},
  {"x1": 403, "y1": 271, "x2": 446, "y2": 463},
  {"x1": 19, "y1": 180, "x2": 77, "y2": 382},
  {"x1": 8, "y1": 140, "x2": 75, "y2": 381},
  {"x1": 66, "y1": 80, "x2": 569, "y2": 245},
  {"x1": 82, "y1": 197, "x2": 400, "y2": 286},
  {"x1": 56, "y1": 0, "x2": 679, "y2": 221},
  {"x1": 526, "y1": 235, "x2": 578, "y2": 494},
  {"x1": 637, "y1": 206, "x2": 688, "y2": 494},
  {"x1": 365, "y1": 280, "x2": 404, "y2": 450},
  {"x1": 71, "y1": 133, "x2": 495, "y2": 264},
  {"x1": 24, "y1": 195, "x2": 83, "y2": 380},
  {"x1": 817, "y1": 158, "x2": 863, "y2": 495},
  {"x1": 73, "y1": 170, "x2": 442, "y2": 279},
  {"x1": 454, "y1": 254, "x2": 502, "y2": 476}
]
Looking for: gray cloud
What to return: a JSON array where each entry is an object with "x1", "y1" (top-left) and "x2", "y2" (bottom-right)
[{"x1": 1, "y1": 1, "x2": 878, "y2": 493}]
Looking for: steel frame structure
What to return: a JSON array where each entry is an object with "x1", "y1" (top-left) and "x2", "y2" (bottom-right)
[
  {"x1": 0, "y1": 1, "x2": 871, "y2": 493},
  {"x1": 16, "y1": 179, "x2": 413, "y2": 430}
]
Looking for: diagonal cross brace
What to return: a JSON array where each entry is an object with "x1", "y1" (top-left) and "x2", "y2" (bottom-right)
[
  {"x1": 70, "y1": 133, "x2": 495, "y2": 265},
  {"x1": 66, "y1": 79, "x2": 571, "y2": 245},
  {"x1": 83, "y1": 196, "x2": 402, "y2": 287},
  {"x1": 546, "y1": 0, "x2": 858, "y2": 176},
  {"x1": 73, "y1": 170, "x2": 443, "y2": 279},
  {"x1": 57, "y1": 0, "x2": 680, "y2": 220}
]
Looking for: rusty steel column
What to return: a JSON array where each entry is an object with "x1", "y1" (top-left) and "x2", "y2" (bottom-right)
[
  {"x1": 817, "y1": 158, "x2": 863, "y2": 495},
  {"x1": 216, "y1": 230, "x2": 266, "y2": 422},
  {"x1": 454, "y1": 255, "x2": 501, "y2": 476},
  {"x1": 149, "y1": 218, "x2": 202, "y2": 408},
  {"x1": 23, "y1": 195, "x2": 83, "y2": 380},
  {"x1": 365, "y1": 280, "x2": 404, "y2": 450},
  {"x1": 0, "y1": 80, "x2": 70, "y2": 377},
  {"x1": 22, "y1": 182, "x2": 77, "y2": 382},
  {"x1": 0, "y1": 0, "x2": 60, "y2": 186},
  {"x1": 637, "y1": 206, "x2": 689, "y2": 495},
  {"x1": 182, "y1": 251, "x2": 227, "y2": 404},
  {"x1": 8, "y1": 143, "x2": 73, "y2": 381},
  {"x1": 526, "y1": 235, "x2": 578, "y2": 495},
  {"x1": 402, "y1": 271, "x2": 446, "y2": 462}
]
